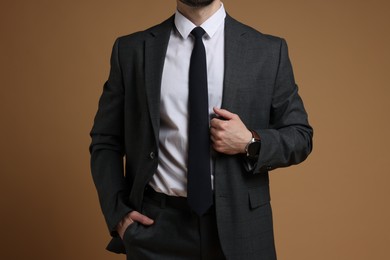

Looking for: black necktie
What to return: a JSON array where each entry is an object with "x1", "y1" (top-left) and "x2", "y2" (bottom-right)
[{"x1": 187, "y1": 27, "x2": 213, "y2": 216}]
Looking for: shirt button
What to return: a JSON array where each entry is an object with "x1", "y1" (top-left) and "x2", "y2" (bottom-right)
[{"x1": 149, "y1": 152, "x2": 155, "y2": 159}]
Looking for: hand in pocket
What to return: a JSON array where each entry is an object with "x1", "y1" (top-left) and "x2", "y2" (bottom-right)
[{"x1": 117, "y1": 211, "x2": 154, "y2": 240}]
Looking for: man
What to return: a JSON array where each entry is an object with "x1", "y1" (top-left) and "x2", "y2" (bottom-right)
[{"x1": 89, "y1": 0, "x2": 313, "y2": 259}]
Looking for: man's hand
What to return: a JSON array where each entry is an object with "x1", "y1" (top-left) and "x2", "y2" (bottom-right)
[
  {"x1": 210, "y1": 107, "x2": 252, "y2": 155},
  {"x1": 117, "y1": 211, "x2": 154, "y2": 240}
]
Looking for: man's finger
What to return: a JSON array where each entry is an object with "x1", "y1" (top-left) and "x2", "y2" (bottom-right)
[
  {"x1": 210, "y1": 118, "x2": 223, "y2": 129},
  {"x1": 213, "y1": 107, "x2": 235, "y2": 120},
  {"x1": 129, "y1": 211, "x2": 154, "y2": 225}
]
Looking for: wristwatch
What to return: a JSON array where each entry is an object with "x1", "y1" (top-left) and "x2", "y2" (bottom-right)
[{"x1": 245, "y1": 130, "x2": 261, "y2": 159}]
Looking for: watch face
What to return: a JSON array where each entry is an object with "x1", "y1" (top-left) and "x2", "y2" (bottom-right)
[{"x1": 248, "y1": 141, "x2": 261, "y2": 158}]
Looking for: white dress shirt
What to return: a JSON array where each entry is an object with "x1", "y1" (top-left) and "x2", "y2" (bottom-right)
[{"x1": 149, "y1": 4, "x2": 226, "y2": 196}]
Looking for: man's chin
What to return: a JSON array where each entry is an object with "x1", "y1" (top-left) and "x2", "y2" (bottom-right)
[{"x1": 179, "y1": 0, "x2": 215, "y2": 8}]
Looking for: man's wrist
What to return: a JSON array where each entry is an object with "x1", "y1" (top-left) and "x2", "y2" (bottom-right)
[
  {"x1": 116, "y1": 213, "x2": 133, "y2": 237},
  {"x1": 240, "y1": 129, "x2": 253, "y2": 153}
]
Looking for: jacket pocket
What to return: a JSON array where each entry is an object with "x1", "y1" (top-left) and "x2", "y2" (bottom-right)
[{"x1": 248, "y1": 187, "x2": 271, "y2": 210}]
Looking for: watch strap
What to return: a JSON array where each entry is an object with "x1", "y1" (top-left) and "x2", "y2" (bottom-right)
[{"x1": 250, "y1": 129, "x2": 260, "y2": 141}]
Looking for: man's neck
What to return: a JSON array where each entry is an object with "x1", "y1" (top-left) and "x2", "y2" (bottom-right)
[{"x1": 176, "y1": 0, "x2": 222, "y2": 26}]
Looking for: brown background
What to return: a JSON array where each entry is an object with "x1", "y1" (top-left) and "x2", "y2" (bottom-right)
[{"x1": 1, "y1": 0, "x2": 389, "y2": 259}]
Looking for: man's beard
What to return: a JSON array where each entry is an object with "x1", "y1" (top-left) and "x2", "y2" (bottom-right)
[{"x1": 179, "y1": 0, "x2": 215, "y2": 8}]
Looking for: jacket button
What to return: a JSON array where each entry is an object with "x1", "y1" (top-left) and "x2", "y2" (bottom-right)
[
  {"x1": 149, "y1": 152, "x2": 155, "y2": 159},
  {"x1": 266, "y1": 165, "x2": 272, "y2": 170}
]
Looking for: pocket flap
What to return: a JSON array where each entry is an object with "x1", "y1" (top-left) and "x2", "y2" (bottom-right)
[{"x1": 248, "y1": 187, "x2": 271, "y2": 209}]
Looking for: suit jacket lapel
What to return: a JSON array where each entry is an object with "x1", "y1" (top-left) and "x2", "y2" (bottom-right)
[
  {"x1": 222, "y1": 15, "x2": 249, "y2": 110},
  {"x1": 144, "y1": 15, "x2": 247, "y2": 142},
  {"x1": 144, "y1": 16, "x2": 174, "y2": 144}
]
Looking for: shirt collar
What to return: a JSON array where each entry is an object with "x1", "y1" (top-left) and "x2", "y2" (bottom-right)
[{"x1": 174, "y1": 3, "x2": 226, "y2": 39}]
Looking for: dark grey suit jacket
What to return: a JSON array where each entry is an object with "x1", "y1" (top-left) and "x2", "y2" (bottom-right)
[{"x1": 90, "y1": 14, "x2": 313, "y2": 259}]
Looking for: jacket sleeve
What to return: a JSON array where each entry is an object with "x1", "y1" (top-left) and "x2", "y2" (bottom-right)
[
  {"x1": 244, "y1": 38, "x2": 313, "y2": 174},
  {"x1": 89, "y1": 38, "x2": 132, "y2": 236}
]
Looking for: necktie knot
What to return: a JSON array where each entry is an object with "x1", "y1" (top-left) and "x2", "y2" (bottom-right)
[{"x1": 191, "y1": 27, "x2": 206, "y2": 39}]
